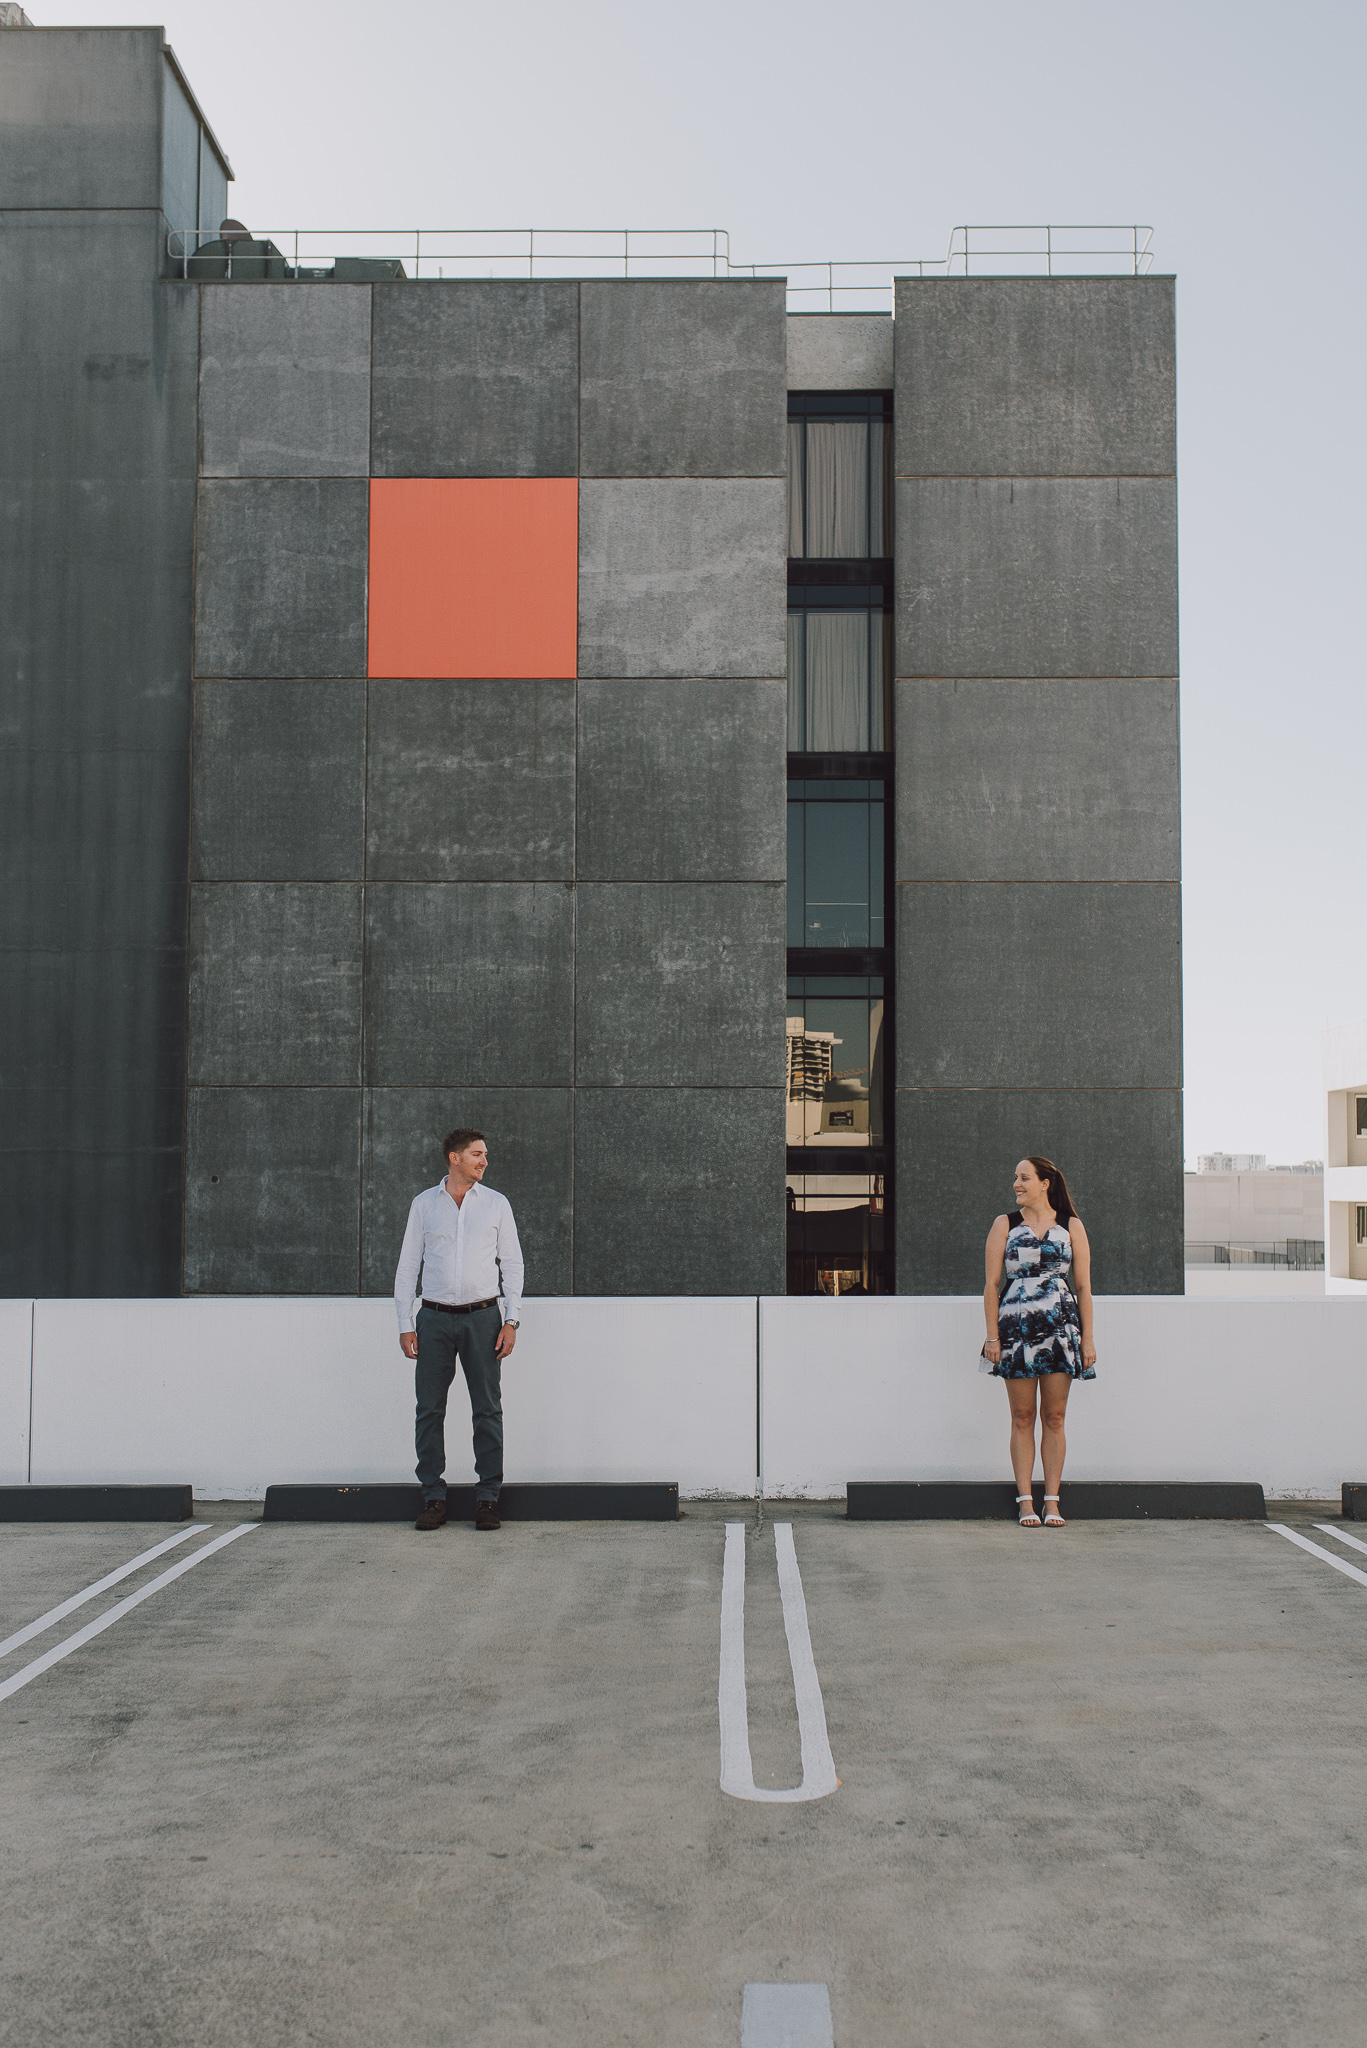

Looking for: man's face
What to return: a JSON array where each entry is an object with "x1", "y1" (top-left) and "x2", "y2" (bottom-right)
[{"x1": 450, "y1": 1140, "x2": 488, "y2": 1181}]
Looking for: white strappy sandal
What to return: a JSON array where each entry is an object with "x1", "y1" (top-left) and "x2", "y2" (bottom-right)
[
  {"x1": 1042, "y1": 1495, "x2": 1065, "y2": 1527},
  {"x1": 1017, "y1": 1494, "x2": 1041, "y2": 1527}
]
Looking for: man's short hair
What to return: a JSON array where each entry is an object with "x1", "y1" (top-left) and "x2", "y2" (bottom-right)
[{"x1": 442, "y1": 1126, "x2": 487, "y2": 1162}]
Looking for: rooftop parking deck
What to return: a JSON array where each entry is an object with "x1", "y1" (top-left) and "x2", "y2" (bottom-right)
[{"x1": 3, "y1": 1498, "x2": 1365, "y2": 2045}]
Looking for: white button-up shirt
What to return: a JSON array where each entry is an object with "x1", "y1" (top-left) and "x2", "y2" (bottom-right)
[{"x1": 393, "y1": 1180, "x2": 525, "y2": 1333}]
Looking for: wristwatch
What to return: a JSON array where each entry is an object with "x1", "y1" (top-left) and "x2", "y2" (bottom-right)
[{"x1": 504, "y1": 1318, "x2": 520, "y2": 1329}]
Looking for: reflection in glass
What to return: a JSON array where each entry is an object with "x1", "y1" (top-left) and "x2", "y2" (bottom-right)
[
  {"x1": 785, "y1": 981, "x2": 883, "y2": 1146},
  {"x1": 786, "y1": 1173, "x2": 887, "y2": 1294},
  {"x1": 787, "y1": 786, "x2": 885, "y2": 950},
  {"x1": 786, "y1": 609, "x2": 888, "y2": 751}
]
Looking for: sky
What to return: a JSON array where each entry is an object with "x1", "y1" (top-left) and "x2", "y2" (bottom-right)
[{"x1": 41, "y1": 0, "x2": 1367, "y2": 1164}]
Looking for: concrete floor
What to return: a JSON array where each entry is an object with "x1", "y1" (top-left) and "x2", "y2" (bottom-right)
[{"x1": 2, "y1": 1499, "x2": 1366, "y2": 2047}]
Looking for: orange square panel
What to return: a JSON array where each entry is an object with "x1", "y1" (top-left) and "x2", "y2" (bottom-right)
[{"x1": 368, "y1": 477, "x2": 577, "y2": 679}]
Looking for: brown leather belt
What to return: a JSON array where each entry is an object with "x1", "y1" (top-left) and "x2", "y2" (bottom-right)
[{"x1": 422, "y1": 1295, "x2": 498, "y2": 1314}]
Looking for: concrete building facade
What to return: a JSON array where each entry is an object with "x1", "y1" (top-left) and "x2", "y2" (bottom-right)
[
  {"x1": 1, "y1": 23, "x2": 1183, "y2": 1301},
  {"x1": 1323, "y1": 1016, "x2": 1367, "y2": 1290}
]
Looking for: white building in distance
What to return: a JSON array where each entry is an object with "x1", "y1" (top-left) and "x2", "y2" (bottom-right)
[
  {"x1": 1324, "y1": 1017, "x2": 1367, "y2": 1291},
  {"x1": 1184, "y1": 1157, "x2": 1324, "y2": 1296}
]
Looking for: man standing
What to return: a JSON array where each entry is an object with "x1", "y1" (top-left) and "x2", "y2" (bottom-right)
[{"x1": 394, "y1": 1128, "x2": 524, "y2": 1533}]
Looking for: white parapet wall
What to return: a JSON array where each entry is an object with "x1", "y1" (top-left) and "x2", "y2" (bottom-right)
[
  {"x1": 5, "y1": 1297, "x2": 759, "y2": 1500},
  {"x1": 760, "y1": 1295, "x2": 1367, "y2": 1500},
  {"x1": 2, "y1": 1293, "x2": 1366, "y2": 1501}
]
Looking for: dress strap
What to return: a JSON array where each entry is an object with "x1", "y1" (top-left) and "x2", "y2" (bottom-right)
[{"x1": 1007, "y1": 1209, "x2": 1023, "y2": 1227}]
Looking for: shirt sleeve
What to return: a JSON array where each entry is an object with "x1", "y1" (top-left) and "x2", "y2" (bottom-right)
[
  {"x1": 494, "y1": 1198, "x2": 525, "y2": 1325},
  {"x1": 393, "y1": 1197, "x2": 425, "y2": 1333}
]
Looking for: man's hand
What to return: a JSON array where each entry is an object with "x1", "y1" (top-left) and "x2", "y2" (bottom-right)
[
  {"x1": 400, "y1": 1332, "x2": 418, "y2": 1360},
  {"x1": 495, "y1": 1322, "x2": 518, "y2": 1359}
]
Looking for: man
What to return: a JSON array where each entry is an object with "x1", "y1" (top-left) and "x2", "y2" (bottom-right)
[{"x1": 394, "y1": 1128, "x2": 524, "y2": 1533}]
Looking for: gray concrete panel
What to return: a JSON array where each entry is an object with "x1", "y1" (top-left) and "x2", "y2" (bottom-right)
[
  {"x1": 191, "y1": 681, "x2": 366, "y2": 881},
  {"x1": 184, "y1": 1087, "x2": 362, "y2": 1294},
  {"x1": 365, "y1": 883, "x2": 574, "y2": 1086},
  {"x1": 577, "y1": 680, "x2": 786, "y2": 882},
  {"x1": 573, "y1": 1087, "x2": 784, "y2": 1294},
  {"x1": 575, "y1": 884, "x2": 784, "y2": 1087},
  {"x1": 366, "y1": 680, "x2": 574, "y2": 881},
  {"x1": 787, "y1": 314, "x2": 894, "y2": 390},
  {"x1": 0, "y1": 1086, "x2": 186, "y2": 1296},
  {"x1": 579, "y1": 281, "x2": 786, "y2": 477},
  {"x1": 194, "y1": 479, "x2": 369, "y2": 678},
  {"x1": 0, "y1": 214, "x2": 199, "y2": 490},
  {"x1": 199, "y1": 285, "x2": 372, "y2": 478},
  {"x1": 895, "y1": 679, "x2": 1180, "y2": 882},
  {"x1": 361, "y1": 1087, "x2": 573, "y2": 1297},
  {"x1": 578, "y1": 479, "x2": 786, "y2": 678},
  {"x1": 894, "y1": 478, "x2": 1178, "y2": 679},
  {"x1": 370, "y1": 282, "x2": 578, "y2": 478},
  {"x1": 897, "y1": 882, "x2": 1182, "y2": 1089},
  {"x1": 895, "y1": 1086, "x2": 1184, "y2": 1294},
  {"x1": 895, "y1": 277, "x2": 1176, "y2": 477},
  {"x1": 161, "y1": 60, "x2": 200, "y2": 237},
  {"x1": 188, "y1": 883, "x2": 364, "y2": 1086},
  {"x1": 0, "y1": 209, "x2": 198, "y2": 1294},
  {"x1": 0, "y1": 28, "x2": 163, "y2": 208}
]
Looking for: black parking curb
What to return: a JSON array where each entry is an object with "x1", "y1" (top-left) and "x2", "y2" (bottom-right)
[
  {"x1": 846, "y1": 1481, "x2": 1267, "y2": 1520},
  {"x1": 262, "y1": 1481, "x2": 680, "y2": 1522},
  {"x1": 0, "y1": 1485, "x2": 194, "y2": 1521}
]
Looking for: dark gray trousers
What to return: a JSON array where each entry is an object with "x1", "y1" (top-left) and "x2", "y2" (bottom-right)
[{"x1": 414, "y1": 1302, "x2": 503, "y2": 1503}]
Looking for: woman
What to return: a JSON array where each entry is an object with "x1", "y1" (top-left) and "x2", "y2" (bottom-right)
[{"x1": 982, "y1": 1157, "x2": 1097, "y2": 1527}]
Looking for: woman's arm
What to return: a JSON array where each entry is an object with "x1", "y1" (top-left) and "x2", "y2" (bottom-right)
[
  {"x1": 982, "y1": 1214, "x2": 1009, "y2": 1364},
  {"x1": 1069, "y1": 1218, "x2": 1097, "y2": 1369}
]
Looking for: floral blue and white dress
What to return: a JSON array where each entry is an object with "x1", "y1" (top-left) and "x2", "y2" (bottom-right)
[{"x1": 993, "y1": 1210, "x2": 1094, "y2": 1380}]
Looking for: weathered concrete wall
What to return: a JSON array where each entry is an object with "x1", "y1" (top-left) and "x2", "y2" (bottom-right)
[
  {"x1": 893, "y1": 277, "x2": 1182, "y2": 1293},
  {"x1": 0, "y1": 28, "x2": 232, "y2": 1296},
  {"x1": 187, "y1": 278, "x2": 788, "y2": 1297},
  {"x1": 0, "y1": 204, "x2": 198, "y2": 1293}
]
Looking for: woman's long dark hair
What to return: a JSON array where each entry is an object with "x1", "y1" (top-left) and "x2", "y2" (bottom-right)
[{"x1": 1026, "y1": 1155, "x2": 1079, "y2": 1226}]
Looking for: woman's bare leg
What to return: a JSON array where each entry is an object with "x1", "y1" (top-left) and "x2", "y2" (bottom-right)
[
  {"x1": 1039, "y1": 1373, "x2": 1071, "y2": 1508},
  {"x1": 1006, "y1": 1378, "x2": 1040, "y2": 1506}
]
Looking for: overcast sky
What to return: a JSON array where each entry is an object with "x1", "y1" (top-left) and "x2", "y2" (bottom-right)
[{"x1": 41, "y1": 0, "x2": 1367, "y2": 1163}]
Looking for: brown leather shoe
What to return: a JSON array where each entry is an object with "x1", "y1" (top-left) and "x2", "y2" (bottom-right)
[
  {"x1": 415, "y1": 1498, "x2": 447, "y2": 1531},
  {"x1": 475, "y1": 1500, "x2": 501, "y2": 1531}
]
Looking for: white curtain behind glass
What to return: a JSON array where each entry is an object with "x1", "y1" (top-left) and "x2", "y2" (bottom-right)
[
  {"x1": 868, "y1": 422, "x2": 885, "y2": 556},
  {"x1": 788, "y1": 610, "x2": 886, "y2": 751},
  {"x1": 806, "y1": 423, "x2": 868, "y2": 558},
  {"x1": 786, "y1": 613, "x2": 806, "y2": 749},
  {"x1": 806, "y1": 611, "x2": 869, "y2": 750}
]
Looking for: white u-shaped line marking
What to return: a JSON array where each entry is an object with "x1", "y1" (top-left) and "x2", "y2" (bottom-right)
[{"x1": 719, "y1": 1521, "x2": 838, "y2": 1802}]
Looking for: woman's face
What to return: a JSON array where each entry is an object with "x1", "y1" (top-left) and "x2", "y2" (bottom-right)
[{"x1": 1014, "y1": 1159, "x2": 1049, "y2": 1206}]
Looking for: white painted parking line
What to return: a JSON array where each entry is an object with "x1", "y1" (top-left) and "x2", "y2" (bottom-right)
[
  {"x1": 1266, "y1": 1523, "x2": 1367, "y2": 1589},
  {"x1": 742, "y1": 1981, "x2": 834, "y2": 2047},
  {"x1": 0, "y1": 1525, "x2": 207, "y2": 1661},
  {"x1": 1315, "y1": 1524, "x2": 1367, "y2": 1560},
  {"x1": 719, "y1": 1522, "x2": 838, "y2": 1804},
  {"x1": 0, "y1": 1522, "x2": 258, "y2": 1705}
]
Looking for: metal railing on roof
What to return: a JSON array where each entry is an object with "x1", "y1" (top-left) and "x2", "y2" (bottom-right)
[
  {"x1": 166, "y1": 223, "x2": 1155, "y2": 309},
  {"x1": 1185, "y1": 1240, "x2": 1325, "y2": 1270}
]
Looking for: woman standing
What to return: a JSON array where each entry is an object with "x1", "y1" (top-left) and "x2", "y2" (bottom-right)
[{"x1": 982, "y1": 1157, "x2": 1097, "y2": 1527}]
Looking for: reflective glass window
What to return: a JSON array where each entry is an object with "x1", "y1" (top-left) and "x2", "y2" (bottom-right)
[
  {"x1": 786, "y1": 981, "x2": 884, "y2": 1147},
  {"x1": 786, "y1": 784, "x2": 885, "y2": 950},
  {"x1": 786, "y1": 1172, "x2": 888, "y2": 1295}
]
